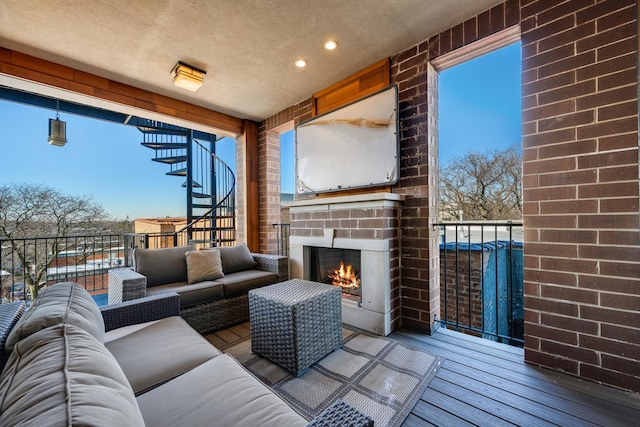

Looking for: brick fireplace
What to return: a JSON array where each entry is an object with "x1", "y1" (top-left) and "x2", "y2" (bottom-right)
[{"x1": 288, "y1": 193, "x2": 403, "y2": 336}]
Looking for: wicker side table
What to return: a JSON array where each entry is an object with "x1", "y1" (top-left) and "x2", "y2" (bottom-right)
[
  {"x1": 108, "y1": 268, "x2": 147, "y2": 304},
  {"x1": 249, "y1": 279, "x2": 342, "y2": 377}
]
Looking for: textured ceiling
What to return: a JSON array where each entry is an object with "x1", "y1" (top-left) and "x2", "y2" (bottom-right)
[{"x1": 0, "y1": 0, "x2": 503, "y2": 123}]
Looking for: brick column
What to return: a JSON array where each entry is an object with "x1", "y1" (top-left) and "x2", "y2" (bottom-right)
[
  {"x1": 258, "y1": 130, "x2": 282, "y2": 254},
  {"x1": 257, "y1": 100, "x2": 313, "y2": 254},
  {"x1": 520, "y1": 0, "x2": 639, "y2": 391}
]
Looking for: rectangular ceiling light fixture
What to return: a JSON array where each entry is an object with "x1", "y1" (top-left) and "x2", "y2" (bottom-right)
[{"x1": 171, "y1": 62, "x2": 205, "y2": 92}]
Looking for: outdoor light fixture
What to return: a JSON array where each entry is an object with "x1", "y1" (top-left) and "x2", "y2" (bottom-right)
[
  {"x1": 294, "y1": 59, "x2": 307, "y2": 68},
  {"x1": 171, "y1": 62, "x2": 205, "y2": 92},
  {"x1": 48, "y1": 100, "x2": 67, "y2": 147}
]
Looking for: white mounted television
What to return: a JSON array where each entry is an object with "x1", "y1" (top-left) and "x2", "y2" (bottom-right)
[{"x1": 295, "y1": 85, "x2": 399, "y2": 194}]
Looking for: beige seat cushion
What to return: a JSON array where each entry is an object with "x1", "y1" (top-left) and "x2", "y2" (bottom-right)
[
  {"x1": 0, "y1": 324, "x2": 144, "y2": 426},
  {"x1": 105, "y1": 316, "x2": 221, "y2": 395},
  {"x1": 185, "y1": 249, "x2": 224, "y2": 284},
  {"x1": 5, "y1": 281, "x2": 104, "y2": 352},
  {"x1": 215, "y1": 270, "x2": 278, "y2": 298},
  {"x1": 137, "y1": 354, "x2": 307, "y2": 427}
]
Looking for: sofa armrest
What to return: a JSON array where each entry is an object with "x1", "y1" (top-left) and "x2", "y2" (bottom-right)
[
  {"x1": 108, "y1": 267, "x2": 147, "y2": 304},
  {"x1": 252, "y1": 253, "x2": 289, "y2": 281},
  {"x1": 307, "y1": 399, "x2": 374, "y2": 426},
  {"x1": 0, "y1": 301, "x2": 26, "y2": 370},
  {"x1": 100, "y1": 292, "x2": 180, "y2": 332}
]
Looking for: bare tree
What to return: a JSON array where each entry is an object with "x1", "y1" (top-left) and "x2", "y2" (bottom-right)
[
  {"x1": 439, "y1": 144, "x2": 522, "y2": 221},
  {"x1": 0, "y1": 183, "x2": 108, "y2": 299}
]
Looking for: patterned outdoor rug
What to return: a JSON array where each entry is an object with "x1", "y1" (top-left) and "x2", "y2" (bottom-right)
[{"x1": 219, "y1": 326, "x2": 443, "y2": 427}]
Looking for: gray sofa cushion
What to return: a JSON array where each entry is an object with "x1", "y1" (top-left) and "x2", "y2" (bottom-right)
[
  {"x1": 5, "y1": 281, "x2": 104, "y2": 352},
  {"x1": 137, "y1": 354, "x2": 307, "y2": 427},
  {"x1": 134, "y1": 244, "x2": 196, "y2": 287},
  {"x1": 217, "y1": 244, "x2": 257, "y2": 274},
  {"x1": 146, "y1": 280, "x2": 224, "y2": 308},
  {"x1": 215, "y1": 270, "x2": 278, "y2": 299},
  {"x1": 105, "y1": 316, "x2": 221, "y2": 395},
  {"x1": 0, "y1": 324, "x2": 145, "y2": 427}
]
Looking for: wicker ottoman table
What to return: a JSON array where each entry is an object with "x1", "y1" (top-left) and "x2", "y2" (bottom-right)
[{"x1": 249, "y1": 279, "x2": 342, "y2": 376}]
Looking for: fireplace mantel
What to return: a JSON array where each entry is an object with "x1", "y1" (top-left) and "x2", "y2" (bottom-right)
[{"x1": 288, "y1": 192, "x2": 403, "y2": 335}]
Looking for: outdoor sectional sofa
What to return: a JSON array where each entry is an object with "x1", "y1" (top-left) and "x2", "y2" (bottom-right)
[
  {"x1": 108, "y1": 243, "x2": 288, "y2": 333},
  {"x1": 0, "y1": 282, "x2": 373, "y2": 426}
]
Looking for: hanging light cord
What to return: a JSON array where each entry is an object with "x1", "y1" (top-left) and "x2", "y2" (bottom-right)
[{"x1": 55, "y1": 99, "x2": 60, "y2": 120}]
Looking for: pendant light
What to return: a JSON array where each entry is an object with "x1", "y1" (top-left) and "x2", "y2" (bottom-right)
[{"x1": 48, "y1": 100, "x2": 67, "y2": 147}]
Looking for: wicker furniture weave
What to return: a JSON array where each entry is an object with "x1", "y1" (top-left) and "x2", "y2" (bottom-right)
[
  {"x1": 0, "y1": 301, "x2": 26, "y2": 369},
  {"x1": 308, "y1": 399, "x2": 374, "y2": 427},
  {"x1": 108, "y1": 252, "x2": 288, "y2": 334},
  {"x1": 108, "y1": 268, "x2": 147, "y2": 305},
  {"x1": 249, "y1": 279, "x2": 342, "y2": 376},
  {"x1": 100, "y1": 292, "x2": 180, "y2": 332}
]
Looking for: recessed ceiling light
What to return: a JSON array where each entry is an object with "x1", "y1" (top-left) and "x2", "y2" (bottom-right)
[
  {"x1": 324, "y1": 40, "x2": 338, "y2": 50},
  {"x1": 294, "y1": 59, "x2": 307, "y2": 68}
]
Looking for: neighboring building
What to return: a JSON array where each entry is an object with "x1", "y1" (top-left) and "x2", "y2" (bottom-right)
[{"x1": 134, "y1": 218, "x2": 187, "y2": 249}]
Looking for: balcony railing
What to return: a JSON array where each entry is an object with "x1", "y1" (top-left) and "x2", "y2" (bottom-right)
[
  {"x1": 272, "y1": 223, "x2": 290, "y2": 256},
  {"x1": 1, "y1": 233, "x2": 127, "y2": 305},
  {"x1": 437, "y1": 221, "x2": 524, "y2": 347},
  {"x1": 0, "y1": 231, "x2": 234, "y2": 305}
]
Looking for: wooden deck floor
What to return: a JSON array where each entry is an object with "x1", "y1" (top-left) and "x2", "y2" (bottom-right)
[
  {"x1": 207, "y1": 323, "x2": 639, "y2": 426},
  {"x1": 392, "y1": 327, "x2": 640, "y2": 427}
]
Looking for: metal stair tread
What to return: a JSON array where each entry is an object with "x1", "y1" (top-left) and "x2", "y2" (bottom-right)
[
  {"x1": 141, "y1": 142, "x2": 188, "y2": 150},
  {"x1": 152, "y1": 155, "x2": 187, "y2": 164}
]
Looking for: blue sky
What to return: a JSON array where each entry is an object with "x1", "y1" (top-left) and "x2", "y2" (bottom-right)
[
  {"x1": 0, "y1": 42, "x2": 519, "y2": 220},
  {"x1": 439, "y1": 42, "x2": 522, "y2": 165}
]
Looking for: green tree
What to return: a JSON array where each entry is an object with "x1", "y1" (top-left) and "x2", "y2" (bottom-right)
[
  {"x1": 439, "y1": 144, "x2": 522, "y2": 221},
  {"x1": 0, "y1": 183, "x2": 108, "y2": 299}
]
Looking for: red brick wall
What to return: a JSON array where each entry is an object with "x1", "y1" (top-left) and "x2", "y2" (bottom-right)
[
  {"x1": 391, "y1": 0, "x2": 519, "y2": 333},
  {"x1": 258, "y1": 0, "x2": 639, "y2": 391},
  {"x1": 257, "y1": 100, "x2": 312, "y2": 254},
  {"x1": 521, "y1": 0, "x2": 639, "y2": 391}
]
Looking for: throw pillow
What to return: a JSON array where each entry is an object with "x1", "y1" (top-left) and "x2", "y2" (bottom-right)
[
  {"x1": 215, "y1": 244, "x2": 257, "y2": 274},
  {"x1": 185, "y1": 250, "x2": 224, "y2": 284}
]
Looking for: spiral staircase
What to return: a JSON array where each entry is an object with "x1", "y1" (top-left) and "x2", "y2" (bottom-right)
[{"x1": 137, "y1": 119, "x2": 235, "y2": 246}]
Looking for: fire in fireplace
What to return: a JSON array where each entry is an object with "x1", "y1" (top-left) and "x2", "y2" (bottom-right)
[{"x1": 309, "y1": 247, "x2": 361, "y2": 303}]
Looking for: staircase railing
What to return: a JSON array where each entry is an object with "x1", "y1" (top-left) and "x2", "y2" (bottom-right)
[
  {"x1": 180, "y1": 139, "x2": 236, "y2": 247},
  {"x1": 137, "y1": 119, "x2": 236, "y2": 248}
]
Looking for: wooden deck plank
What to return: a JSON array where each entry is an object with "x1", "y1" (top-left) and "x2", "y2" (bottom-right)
[
  {"x1": 392, "y1": 329, "x2": 640, "y2": 426},
  {"x1": 394, "y1": 329, "x2": 640, "y2": 412},
  {"x1": 414, "y1": 388, "x2": 515, "y2": 427},
  {"x1": 444, "y1": 359, "x2": 638, "y2": 426},
  {"x1": 432, "y1": 326, "x2": 524, "y2": 357},
  {"x1": 437, "y1": 366, "x2": 602, "y2": 427},
  {"x1": 394, "y1": 330, "x2": 532, "y2": 376},
  {"x1": 428, "y1": 376, "x2": 557, "y2": 426},
  {"x1": 401, "y1": 413, "x2": 438, "y2": 427}
]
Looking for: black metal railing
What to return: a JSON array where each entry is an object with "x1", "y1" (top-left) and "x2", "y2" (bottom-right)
[
  {"x1": 437, "y1": 221, "x2": 524, "y2": 347},
  {"x1": 1, "y1": 231, "x2": 233, "y2": 305},
  {"x1": 0, "y1": 234, "x2": 126, "y2": 305},
  {"x1": 272, "y1": 224, "x2": 290, "y2": 256}
]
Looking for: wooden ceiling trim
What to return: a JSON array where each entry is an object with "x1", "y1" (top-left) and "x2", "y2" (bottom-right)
[
  {"x1": 0, "y1": 47, "x2": 244, "y2": 135},
  {"x1": 312, "y1": 57, "x2": 390, "y2": 116}
]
